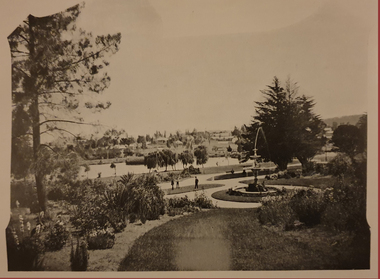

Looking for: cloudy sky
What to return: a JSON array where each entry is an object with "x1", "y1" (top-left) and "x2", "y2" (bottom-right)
[{"x1": 0, "y1": 0, "x2": 377, "y2": 138}]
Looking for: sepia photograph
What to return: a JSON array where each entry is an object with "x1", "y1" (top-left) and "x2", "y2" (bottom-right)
[{"x1": 0, "y1": 0, "x2": 377, "y2": 277}]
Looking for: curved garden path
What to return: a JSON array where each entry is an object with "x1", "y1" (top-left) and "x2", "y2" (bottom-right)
[{"x1": 159, "y1": 171, "x2": 305, "y2": 209}]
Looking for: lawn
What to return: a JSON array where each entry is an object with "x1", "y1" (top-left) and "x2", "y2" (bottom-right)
[
  {"x1": 118, "y1": 208, "x2": 369, "y2": 271},
  {"x1": 164, "y1": 183, "x2": 225, "y2": 195}
]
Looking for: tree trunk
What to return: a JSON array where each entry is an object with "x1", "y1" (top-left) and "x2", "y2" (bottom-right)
[
  {"x1": 277, "y1": 160, "x2": 288, "y2": 171},
  {"x1": 29, "y1": 15, "x2": 47, "y2": 212},
  {"x1": 297, "y1": 157, "x2": 308, "y2": 172}
]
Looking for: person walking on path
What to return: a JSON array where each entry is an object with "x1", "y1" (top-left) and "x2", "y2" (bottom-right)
[
  {"x1": 194, "y1": 176, "x2": 199, "y2": 190},
  {"x1": 171, "y1": 179, "x2": 174, "y2": 190},
  {"x1": 176, "y1": 179, "x2": 180, "y2": 188}
]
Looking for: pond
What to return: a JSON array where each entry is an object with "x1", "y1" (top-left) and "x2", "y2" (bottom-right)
[{"x1": 78, "y1": 157, "x2": 250, "y2": 179}]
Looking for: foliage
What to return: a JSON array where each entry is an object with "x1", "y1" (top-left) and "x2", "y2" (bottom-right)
[
  {"x1": 6, "y1": 216, "x2": 45, "y2": 271},
  {"x1": 355, "y1": 113, "x2": 367, "y2": 154},
  {"x1": 44, "y1": 216, "x2": 70, "y2": 251},
  {"x1": 178, "y1": 150, "x2": 194, "y2": 168},
  {"x1": 331, "y1": 125, "x2": 361, "y2": 157},
  {"x1": 160, "y1": 149, "x2": 178, "y2": 171},
  {"x1": 243, "y1": 77, "x2": 325, "y2": 170},
  {"x1": 10, "y1": 4, "x2": 121, "y2": 211},
  {"x1": 193, "y1": 191, "x2": 216, "y2": 209},
  {"x1": 11, "y1": 180, "x2": 37, "y2": 209},
  {"x1": 70, "y1": 188, "x2": 125, "y2": 234},
  {"x1": 327, "y1": 153, "x2": 354, "y2": 178},
  {"x1": 165, "y1": 192, "x2": 216, "y2": 216},
  {"x1": 194, "y1": 145, "x2": 208, "y2": 167},
  {"x1": 70, "y1": 238, "x2": 88, "y2": 271},
  {"x1": 258, "y1": 192, "x2": 297, "y2": 230},
  {"x1": 289, "y1": 189, "x2": 327, "y2": 226},
  {"x1": 182, "y1": 165, "x2": 201, "y2": 175},
  {"x1": 119, "y1": 174, "x2": 166, "y2": 223},
  {"x1": 87, "y1": 228, "x2": 115, "y2": 250}
]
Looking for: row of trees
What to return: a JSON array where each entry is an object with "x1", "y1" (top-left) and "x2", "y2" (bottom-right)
[{"x1": 144, "y1": 146, "x2": 209, "y2": 172}]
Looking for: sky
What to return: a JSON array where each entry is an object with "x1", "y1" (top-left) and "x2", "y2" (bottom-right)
[{"x1": 0, "y1": 0, "x2": 377, "y2": 139}]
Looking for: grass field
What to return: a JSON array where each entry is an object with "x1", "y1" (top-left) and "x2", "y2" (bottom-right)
[{"x1": 118, "y1": 208, "x2": 369, "y2": 271}]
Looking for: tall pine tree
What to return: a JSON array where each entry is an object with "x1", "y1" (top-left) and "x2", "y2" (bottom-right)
[
  {"x1": 243, "y1": 77, "x2": 325, "y2": 171},
  {"x1": 10, "y1": 4, "x2": 121, "y2": 211}
]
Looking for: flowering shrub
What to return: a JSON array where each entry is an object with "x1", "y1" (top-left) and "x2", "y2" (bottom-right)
[
  {"x1": 44, "y1": 215, "x2": 70, "y2": 251},
  {"x1": 87, "y1": 228, "x2": 115, "y2": 250},
  {"x1": 6, "y1": 215, "x2": 45, "y2": 271},
  {"x1": 258, "y1": 191, "x2": 297, "y2": 230},
  {"x1": 166, "y1": 192, "x2": 216, "y2": 216}
]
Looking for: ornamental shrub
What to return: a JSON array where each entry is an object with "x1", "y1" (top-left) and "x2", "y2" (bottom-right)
[
  {"x1": 289, "y1": 189, "x2": 327, "y2": 226},
  {"x1": 44, "y1": 216, "x2": 70, "y2": 251},
  {"x1": 258, "y1": 192, "x2": 297, "y2": 230},
  {"x1": 87, "y1": 228, "x2": 115, "y2": 250}
]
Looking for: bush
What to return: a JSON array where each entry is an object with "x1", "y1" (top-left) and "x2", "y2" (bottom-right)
[
  {"x1": 87, "y1": 228, "x2": 115, "y2": 250},
  {"x1": 119, "y1": 174, "x2": 166, "y2": 223},
  {"x1": 258, "y1": 192, "x2": 297, "y2": 230},
  {"x1": 70, "y1": 238, "x2": 88, "y2": 271},
  {"x1": 47, "y1": 186, "x2": 66, "y2": 201},
  {"x1": 193, "y1": 191, "x2": 216, "y2": 209},
  {"x1": 44, "y1": 217, "x2": 70, "y2": 251},
  {"x1": 6, "y1": 217, "x2": 45, "y2": 271},
  {"x1": 321, "y1": 181, "x2": 368, "y2": 232},
  {"x1": 165, "y1": 193, "x2": 215, "y2": 216},
  {"x1": 70, "y1": 195, "x2": 116, "y2": 234},
  {"x1": 289, "y1": 189, "x2": 327, "y2": 227}
]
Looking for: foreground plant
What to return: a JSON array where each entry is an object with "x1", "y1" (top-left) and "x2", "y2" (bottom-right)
[
  {"x1": 70, "y1": 238, "x2": 88, "y2": 271},
  {"x1": 6, "y1": 215, "x2": 45, "y2": 271}
]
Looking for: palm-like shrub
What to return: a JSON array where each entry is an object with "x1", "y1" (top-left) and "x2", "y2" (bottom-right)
[{"x1": 118, "y1": 173, "x2": 165, "y2": 223}]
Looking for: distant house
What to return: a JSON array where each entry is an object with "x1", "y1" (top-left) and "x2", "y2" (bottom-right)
[
  {"x1": 174, "y1": 140, "x2": 183, "y2": 147},
  {"x1": 156, "y1": 137, "x2": 167, "y2": 144},
  {"x1": 324, "y1": 127, "x2": 334, "y2": 139}
]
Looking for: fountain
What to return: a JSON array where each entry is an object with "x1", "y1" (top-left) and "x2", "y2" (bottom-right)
[{"x1": 228, "y1": 127, "x2": 276, "y2": 197}]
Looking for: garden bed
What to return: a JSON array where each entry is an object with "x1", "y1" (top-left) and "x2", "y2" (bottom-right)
[
  {"x1": 211, "y1": 190, "x2": 263, "y2": 203},
  {"x1": 239, "y1": 175, "x2": 334, "y2": 189}
]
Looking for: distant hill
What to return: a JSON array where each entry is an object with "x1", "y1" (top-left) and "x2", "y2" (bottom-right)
[{"x1": 323, "y1": 114, "x2": 363, "y2": 127}]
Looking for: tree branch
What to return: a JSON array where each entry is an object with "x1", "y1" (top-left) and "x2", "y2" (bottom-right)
[
  {"x1": 18, "y1": 34, "x2": 30, "y2": 45},
  {"x1": 39, "y1": 119, "x2": 96, "y2": 127},
  {"x1": 40, "y1": 127, "x2": 78, "y2": 138},
  {"x1": 13, "y1": 65, "x2": 31, "y2": 78}
]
